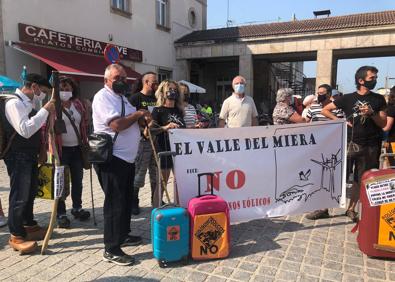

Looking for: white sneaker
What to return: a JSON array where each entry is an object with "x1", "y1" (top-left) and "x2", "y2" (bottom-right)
[{"x1": 0, "y1": 215, "x2": 7, "y2": 227}]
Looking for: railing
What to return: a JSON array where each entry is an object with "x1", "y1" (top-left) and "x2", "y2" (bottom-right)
[{"x1": 269, "y1": 62, "x2": 314, "y2": 100}]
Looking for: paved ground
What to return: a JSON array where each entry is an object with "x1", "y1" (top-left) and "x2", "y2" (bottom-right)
[{"x1": 0, "y1": 162, "x2": 395, "y2": 282}]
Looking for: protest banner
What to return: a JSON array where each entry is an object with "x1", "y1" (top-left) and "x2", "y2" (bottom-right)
[{"x1": 169, "y1": 120, "x2": 347, "y2": 223}]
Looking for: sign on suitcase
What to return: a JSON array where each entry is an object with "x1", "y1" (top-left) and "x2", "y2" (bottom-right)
[{"x1": 192, "y1": 212, "x2": 229, "y2": 259}]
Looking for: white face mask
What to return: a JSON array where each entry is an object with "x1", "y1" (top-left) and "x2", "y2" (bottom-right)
[
  {"x1": 60, "y1": 91, "x2": 73, "y2": 102},
  {"x1": 35, "y1": 91, "x2": 46, "y2": 102}
]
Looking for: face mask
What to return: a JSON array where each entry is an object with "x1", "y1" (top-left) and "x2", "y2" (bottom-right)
[
  {"x1": 60, "y1": 91, "x2": 73, "y2": 102},
  {"x1": 150, "y1": 82, "x2": 158, "y2": 92},
  {"x1": 234, "y1": 83, "x2": 245, "y2": 94},
  {"x1": 363, "y1": 79, "x2": 377, "y2": 90},
  {"x1": 33, "y1": 87, "x2": 46, "y2": 102},
  {"x1": 317, "y1": 95, "x2": 327, "y2": 103},
  {"x1": 37, "y1": 92, "x2": 46, "y2": 101},
  {"x1": 166, "y1": 89, "x2": 179, "y2": 100},
  {"x1": 112, "y1": 80, "x2": 129, "y2": 94}
]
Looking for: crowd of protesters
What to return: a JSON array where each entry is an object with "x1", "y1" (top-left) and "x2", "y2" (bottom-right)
[
  {"x1": 0, "y1": 63, "x2": 391, "y2": 265},
  {"x1": 272, "y1": 66, "x2": 387, "y2": 222}
]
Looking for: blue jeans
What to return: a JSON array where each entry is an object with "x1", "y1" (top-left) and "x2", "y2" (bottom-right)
[
  {"x1": 4, "y1": 151, "x2": 39, "y2": 237},
  {"x1": 57, "y1": 146, "x2": 84, "y2": 216}
]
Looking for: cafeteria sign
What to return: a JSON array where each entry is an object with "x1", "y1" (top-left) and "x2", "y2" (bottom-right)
[{"x1": 18, "y1": 23, "x2": 142, "y2": 62}]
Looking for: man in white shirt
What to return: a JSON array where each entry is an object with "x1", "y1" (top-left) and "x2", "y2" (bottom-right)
[
  {"x1": 92, "y1": 64, "x2": 150, "y2": 266},
  {"x1": 218, "y1": 75, "x2": 258, "y2": 128},
  {"x1": 2, "y1": 73, "x2": 54, "y2": 254}
]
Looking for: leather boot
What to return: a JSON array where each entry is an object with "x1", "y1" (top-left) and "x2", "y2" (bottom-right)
[
  {"x1": 9, "y1": 235, "x2": 37, "y2": 254},
  {"x1": 25, "y1": 225, "x2": 47, "y2": 241}
]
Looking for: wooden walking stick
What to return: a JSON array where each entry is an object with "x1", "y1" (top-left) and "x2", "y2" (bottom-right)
[
  {"x1": 41, "y1": 71, "x2": 67, "y2": 255},
  {"x1": 90, "y1": 167, "x2": 97, "y2": 226},
  {"x1": 145, "y1": 122, "x2": 171, "y2": 204}
]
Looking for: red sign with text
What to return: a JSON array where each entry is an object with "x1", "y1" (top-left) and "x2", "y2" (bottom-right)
[{"x1": 18, "y1": 23, "x2": 142, "y2": 62}]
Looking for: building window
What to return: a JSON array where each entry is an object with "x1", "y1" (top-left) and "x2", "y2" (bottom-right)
[
  {"x1": 111, "y1": 0, "x2": 131, "y2": 18},
  {"x1": 158, "y1": 69, "x2": 172, "y2": 82},
  {"x1": 188, "y1": 8, "x2": 197, "y2": 28},
  {"x1": 112, "y1": 0, "x2": 128, "y2": 11},
  {"x1": 156, "y1": 0, "x2": 170, "y2": 30}
]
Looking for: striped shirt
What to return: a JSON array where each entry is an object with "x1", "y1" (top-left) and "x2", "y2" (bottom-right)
[
  {"x1": 306, "y1": 101, "x2": 344, "y2": 122},
  {"x1": 184, "y1": 103, "x2": 197, "y2": 128}
]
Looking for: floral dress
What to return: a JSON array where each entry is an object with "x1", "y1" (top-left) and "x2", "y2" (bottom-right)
[{"x1": 272, "y1": 102, "x2": 296, "y2": 125}]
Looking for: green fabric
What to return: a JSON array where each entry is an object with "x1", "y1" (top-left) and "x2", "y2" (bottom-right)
[{"x1": 202, "y1": 106, "x2": 213, "y2": 116}]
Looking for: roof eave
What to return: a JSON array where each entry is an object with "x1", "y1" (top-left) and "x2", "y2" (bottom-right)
[{"x1": 175, "y1": 24, "x2": 395, "y2": 47}]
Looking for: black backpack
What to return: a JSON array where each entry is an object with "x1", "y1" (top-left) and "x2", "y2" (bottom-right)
[{"x1": 0, "y1": 93, "x2": 22, "y2": 159}]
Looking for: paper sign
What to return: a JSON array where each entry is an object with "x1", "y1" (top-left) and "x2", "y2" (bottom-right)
[
  {"x1": 54, "y1": 166, "x2": 65, "y2": 199},
  {"x1": 192, "y1": 212, "x2": 229, "y2": 259},
  {"x1": 378, "y1": 204, "x2": 395, "y2": 247},
  {"x1": 365, "y1": 176, "x2": 395, "y2": 206}
]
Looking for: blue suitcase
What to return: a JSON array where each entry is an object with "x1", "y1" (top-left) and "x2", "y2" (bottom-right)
[{"x1": 151, "y1": 152, "x2": 189, "y2": 267}]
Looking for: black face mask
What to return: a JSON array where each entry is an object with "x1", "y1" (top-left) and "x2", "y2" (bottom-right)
[
  {"x1": 317, "y1": 95, "x2": 327, "y2": 103},
  {"x1": 166, "y1": 89, "x2": 179, "y2": 100},
  {"x1": 150, "y1": 83, "x2": 158, "y2": 93},
  {"x1": 363, "y1": 79, "x2": 377, "y2": 90},
  {"x1": 112, "y1": 80, "x2": 129, "y2": 94}
]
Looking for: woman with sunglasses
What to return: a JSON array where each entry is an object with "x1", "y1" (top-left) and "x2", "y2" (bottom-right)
[{"x1": 149, "y1": 80, "x2": 185, "y2": 206}]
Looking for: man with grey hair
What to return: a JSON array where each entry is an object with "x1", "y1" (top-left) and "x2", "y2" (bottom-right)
[
  {"x1": 92, "y1": 63, "x2": 151, "y2": 265},
  {"x1": 218, "y1": 75, "x2": 258, "y2": 128}
]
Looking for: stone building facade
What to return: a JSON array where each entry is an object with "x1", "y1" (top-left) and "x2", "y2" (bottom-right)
[{"x1": 175, "y1": 10, "x2": 395, "y2": 111}]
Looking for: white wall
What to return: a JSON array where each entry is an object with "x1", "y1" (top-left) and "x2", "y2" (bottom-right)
[
  {"x1": 4, "y1": 47, "x2": 41, "y2": 81},
  {"x1": 2, "y1": 0, "x2": 206, "y2": 80}
]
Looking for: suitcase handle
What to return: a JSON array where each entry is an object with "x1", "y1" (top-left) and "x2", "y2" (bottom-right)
[
  {"x1": 198, "y1": 195, "x2": 217, "y2": 200},
  {"x1": 198, "y1": 173, "x2": 214, "y2": 197},
  {"x1": 158, "y1": 151, "x2": 176, "y2": 158},
  {"x1": 156, "y1": 151, "x2": 177, "y2": 206},
  {"x1": 157, "y1": 203, "x2": 178, "y2": 210}
]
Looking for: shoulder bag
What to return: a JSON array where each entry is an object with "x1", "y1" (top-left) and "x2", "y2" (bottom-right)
[
  {"x1": 87, "y1": 96, "x2": 125, "y2": 164},
  {"x1": 62, "y1": 107, "x2": 91, "y2": 169}
]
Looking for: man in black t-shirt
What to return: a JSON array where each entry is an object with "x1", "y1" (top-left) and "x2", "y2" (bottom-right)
[
  {"x1": 322, "y1": 66, "x2": 387, "y2": 222},
  {"x1": 129, "y1": 78, "x2": 157, "y2": 112},
  {"x1": 129, "y1": 72, "x2": 158, "y2": 215}
]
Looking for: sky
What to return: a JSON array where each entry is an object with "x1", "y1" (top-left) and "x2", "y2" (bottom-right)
[{"x1": 207, "y1": 0, "x2": 395, "y2": 93}]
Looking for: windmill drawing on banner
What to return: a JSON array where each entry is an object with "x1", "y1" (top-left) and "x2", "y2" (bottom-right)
[
  {"x1": 274, "y1": 148, "x2": 342, "y2": 204},
  {"x1": 310, "y1": 149, "x2": 342, "y2": 203}
]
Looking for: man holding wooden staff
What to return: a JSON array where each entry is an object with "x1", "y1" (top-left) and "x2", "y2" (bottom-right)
[{"x1": 2, "y1": 74, "x2": 55, "y2": 254}]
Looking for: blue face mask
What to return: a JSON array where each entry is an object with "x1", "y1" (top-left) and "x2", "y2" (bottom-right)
[{"x1": 234, "y1": 83, "x2": 245, "y2": 94}]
